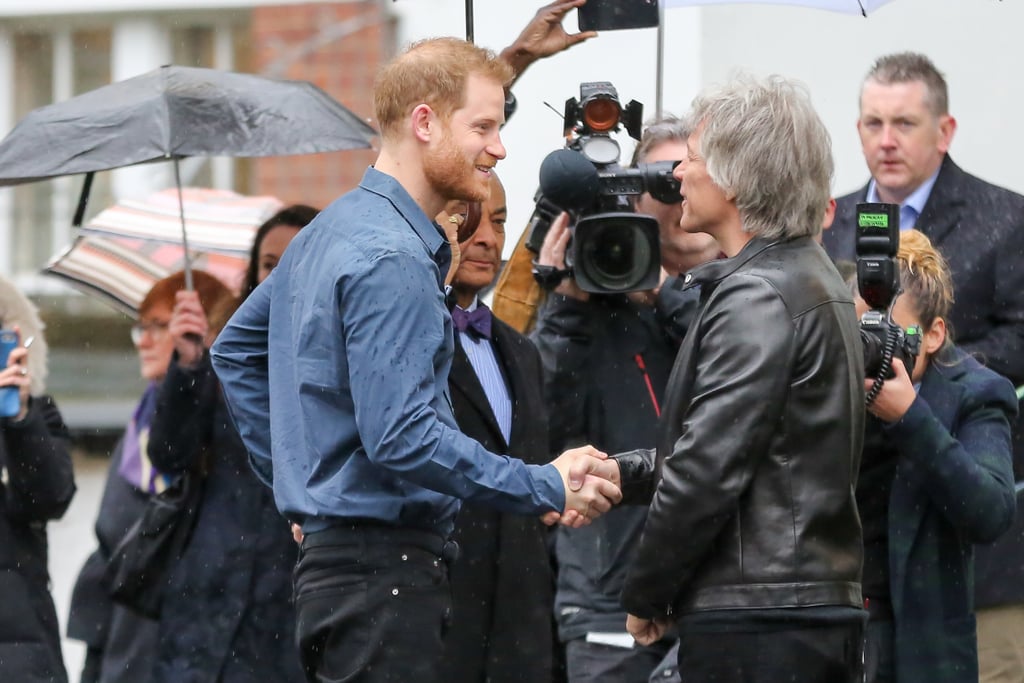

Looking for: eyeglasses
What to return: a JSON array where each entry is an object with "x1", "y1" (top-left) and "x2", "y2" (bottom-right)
[{"x1": 130, "y1": 320, "x2": 170, "y2": 345}]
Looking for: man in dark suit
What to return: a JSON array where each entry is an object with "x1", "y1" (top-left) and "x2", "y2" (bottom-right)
[
  {"x1": 822, "y1": 52, "x2": 1024, "y2": 682},
  {"x1": 438, "y1": 172, "x2": 556, "y2": 683}
]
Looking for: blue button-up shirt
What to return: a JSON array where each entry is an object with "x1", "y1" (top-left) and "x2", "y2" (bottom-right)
[
  {"x1": 867, "y1": 167, "x2": 940, "y2": 231},
  {"x1": 211, "y1": 167, "x2": 564, "y2": 536}
]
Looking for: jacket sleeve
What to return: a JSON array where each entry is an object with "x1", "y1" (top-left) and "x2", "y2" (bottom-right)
[
  {"x1": 148, "y1": 352, "x2": 217, "y2": 475},
  {"x1": 621, "y1": 275, "x2": 794, "y2": 619},
  {"x1": 883, "y1": 371, "x2": 1018, "y2": 543},
  {"x1": 530, "y1": 293, "x2": 595, "y2": 454},
  {"x1": 210, "y1": 280, "x2": 274, "y2": 487},
  {"x1": 2, "y1": 394, "x2": 75, "y2": 522},
  {"x1": 610, "y1": 448, "x2": 658, "y2": 503}
]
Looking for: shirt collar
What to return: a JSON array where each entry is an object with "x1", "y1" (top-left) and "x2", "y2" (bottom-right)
[
  {"x1": 866, "y1": 166, "x2": 941, "y2": 217},
  {"x1": 359, "y1": 166, "x2": 450, "y2": 286},
  {"x1": 359, "y1": 166, "x2": 446, "y2": 256},
  {"x1": 455, "y1": 296, "x2": 480, "y2": 313}
]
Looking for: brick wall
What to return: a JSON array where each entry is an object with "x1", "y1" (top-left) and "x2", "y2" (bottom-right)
[{"x1": 249, "y1": 1, "x2": 393, "y2": 210}]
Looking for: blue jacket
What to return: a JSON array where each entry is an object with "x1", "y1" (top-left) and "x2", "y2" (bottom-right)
[{"x1": 879, "y1": 346, "x2": 1017, "y2": 683}]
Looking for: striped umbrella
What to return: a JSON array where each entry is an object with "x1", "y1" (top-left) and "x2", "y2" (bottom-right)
[{"x1": 44, "y1": 187, "x2": 283, "y2": 317}]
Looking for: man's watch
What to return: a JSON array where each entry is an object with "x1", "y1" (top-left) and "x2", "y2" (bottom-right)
[{"x1": 532, "y1": 260, "x2": 573, "y2": 291}]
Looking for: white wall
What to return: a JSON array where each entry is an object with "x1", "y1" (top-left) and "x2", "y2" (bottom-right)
[
  {"x1": 699, "y1": 0, "x2": 1024, "y2": 197},
  {"x1": 0, "y1": 0, "x2": 357, "y2": 16},
  {"x1": 389, "y1": 0, "x2": 1024, "y2": 254}
]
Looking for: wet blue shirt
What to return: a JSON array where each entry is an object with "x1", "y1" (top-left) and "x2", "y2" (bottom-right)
[{"x1": 211, "y1": 167, "x2": 564, "y2": 536}]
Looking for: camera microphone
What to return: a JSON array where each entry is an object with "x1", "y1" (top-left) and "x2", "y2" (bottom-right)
[{"x1": 538, "y1": 149, "x2": 601, "y2": 212}]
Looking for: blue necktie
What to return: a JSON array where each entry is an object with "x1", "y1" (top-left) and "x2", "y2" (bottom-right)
[
  {"x1": 900, "y1": 205, "x2": 919, "y2": 231},
  {"x1": 451, "y1": 306, "x2": 492, "y2": 339}
]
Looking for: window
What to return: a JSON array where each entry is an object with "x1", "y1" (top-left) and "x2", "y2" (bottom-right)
[
  {"x1": 11, "y1": 32, "x2": 54, "y2": 274},
  {"x1": 4, "y1": 15, "x2": 249, "y2": 286}
]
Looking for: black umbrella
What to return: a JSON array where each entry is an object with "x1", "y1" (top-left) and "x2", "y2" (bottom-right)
[
  {"x1": 0, "y1": 64, "x2": 377, "y2": 286},
  {"x1": 0, "y1": 64, "x2": 376, "y2": 184}
]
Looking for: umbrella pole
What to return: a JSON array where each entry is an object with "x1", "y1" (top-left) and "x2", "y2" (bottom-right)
[
  {"x1": 656, "y1": 0, "x2": 666, "y2": 119},
  {"x1": 173, "y1": 159, "x2": 194, "y2": 290},
  {"x1": 465, "y1": 0, "x2": 474, "y2": 42},
  {"x1": 72, "y1": 172, "x2": 95, "y2": 227}
]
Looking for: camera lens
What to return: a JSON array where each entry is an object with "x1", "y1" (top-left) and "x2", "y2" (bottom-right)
[{"x1": 578, "y1": 219, "x2": 653, "y2": 291}]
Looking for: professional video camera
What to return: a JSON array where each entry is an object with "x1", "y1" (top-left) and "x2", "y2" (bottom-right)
[
  {"x1": 856, "y1": 202, "x2": 921, "y2": 405},
  {"x1": 525, "y1": 81, "x2": 681, "y2": 294}
]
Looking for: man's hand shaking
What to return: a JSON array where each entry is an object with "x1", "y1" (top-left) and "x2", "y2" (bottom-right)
[{"x1": 542, "y1": 446, "x2": 622, "y2": 528}]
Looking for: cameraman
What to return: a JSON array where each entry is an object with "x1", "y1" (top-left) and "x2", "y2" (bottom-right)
[
  {"x1": 531, "y1": 117, "x2": 717, "y2": 683},
  {"x1": 854, "y1": 230, "x2": 1016, "y2": 683}
]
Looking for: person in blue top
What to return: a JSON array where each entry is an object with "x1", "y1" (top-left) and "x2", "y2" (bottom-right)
[
  {"x1": 210, "y1": 36, "x2": 621, "y2": 683},
  {"x1": 854, "y1": 229, "x2": 1017, "y2": 683}
]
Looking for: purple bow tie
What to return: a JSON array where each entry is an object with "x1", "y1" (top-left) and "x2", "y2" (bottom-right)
[{"x1": 451, "y1": 305, "x2": 492, "y2": 339}]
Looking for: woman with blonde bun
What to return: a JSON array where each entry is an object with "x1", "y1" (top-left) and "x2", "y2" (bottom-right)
[{"x1": 855, "y1": 229, "x2": 1017, "y2": 683}]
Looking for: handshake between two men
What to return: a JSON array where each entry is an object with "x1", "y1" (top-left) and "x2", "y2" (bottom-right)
[{"x1": 544, "y1": 446, "x2": 623, "y2": 528}]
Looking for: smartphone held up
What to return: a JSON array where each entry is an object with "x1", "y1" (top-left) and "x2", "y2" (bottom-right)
[{"x1": 0, "y1": 329, "x2": 23, "y2": 418}]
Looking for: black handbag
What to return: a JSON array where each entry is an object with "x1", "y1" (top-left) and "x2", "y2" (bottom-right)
[{"x1": 102, "y1": 469, "x2": 204, "y2": 618}]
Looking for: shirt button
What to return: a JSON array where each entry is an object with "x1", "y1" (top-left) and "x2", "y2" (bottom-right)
[
  {"x1": 401, "y1": 554, "x2": 408, "y2": 561},
  {"x1": 392, "y1": 588, "x2": 399, "y2": 596},
  {"x1": 684, "y1": 274, "x2": 692, "y2": 284}
]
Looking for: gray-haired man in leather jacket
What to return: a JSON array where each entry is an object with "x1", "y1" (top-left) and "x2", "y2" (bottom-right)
[{"x1": 603, "y1": 75, "x2": 868, "y2": 683}]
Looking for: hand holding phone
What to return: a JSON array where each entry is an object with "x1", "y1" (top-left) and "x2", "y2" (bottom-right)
[
  {"x1": 578, "y1": 0, "x2": 660, "y2": 32},
  {"x1": 0, "y1": 329, "x2": 25, "y2": 418}
]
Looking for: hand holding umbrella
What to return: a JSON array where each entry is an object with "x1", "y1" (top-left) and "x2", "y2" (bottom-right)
[{"x1": 169, "y1": 291, "x2": 210, "y2": 370}]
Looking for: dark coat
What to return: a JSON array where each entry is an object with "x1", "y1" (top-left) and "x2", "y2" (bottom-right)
[
  {"x1": 67, "y1": 436, "x2": 160, "y2": 683},
  {"x1": 877, "y1": 346, "x2": 1016, "y2": 682},
  {"x1": 146, "y1": 354, "x2": 302, "y2": 683},
  {"x1": 531, "y1": 292, "x2": 678, "y2": 641},
  {"x1": 0, "y1": 395, "x2": 74, "y2": 683},
  {"x1": 824, "y1": 155, "x2": 1024, "y2": 607},
  {"x1": 439, "y1": 314, "x2": 555, "y2": 683}
]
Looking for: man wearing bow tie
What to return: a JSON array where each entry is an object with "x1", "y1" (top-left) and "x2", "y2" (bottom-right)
[{"x1": 438, "y1": 172, "x2": 558, "y2": 683}]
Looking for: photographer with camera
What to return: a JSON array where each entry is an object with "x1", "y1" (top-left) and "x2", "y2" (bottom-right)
[
  {"x1": 531, "y1": 116, "x2": 715, "y2": 683},
  {"x1": 823, "y1": 54, "x2": 1024, "y2": 681},
  {"x1": 852, "y1": 229, "x2": 1017, "y2": 683}
]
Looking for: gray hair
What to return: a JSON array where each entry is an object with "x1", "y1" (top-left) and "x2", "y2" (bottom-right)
[
  {"x1": 685, "y1": 74, "x2": 833, "y2": 240},
  {"x1": 630, "y1": 115, "x2": 690, "y2": 167},
  {"x1": 863, "y1": 52, "x2": 948, "y2": 117}
]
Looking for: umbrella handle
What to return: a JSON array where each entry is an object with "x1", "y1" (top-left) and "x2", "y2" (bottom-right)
[
  {"x1": 173, "y1": 159, "x2": 194, "y2": 291},
  {"x1": 72, "y1": 172, "x2": 95, "y2": 227}
]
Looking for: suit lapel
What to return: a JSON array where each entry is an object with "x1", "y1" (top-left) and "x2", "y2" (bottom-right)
[
  {"x1": 490, "y1": 321, "x2": 531, "y2": 456},
  {"x1": 450, "y1": 336, "x2": 507, "y2": 450},
  {"x1": 916, "y1": 156, "x2": 966, "y2": 247}
]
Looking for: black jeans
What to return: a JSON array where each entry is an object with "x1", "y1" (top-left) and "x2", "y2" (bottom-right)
[
  {"x1": 864, "y1": 619, "x2": 894, "y2": 683},
  {"x1": 675, "y1": 617, "x2": 865, "y2": 683},
  {"x1": 294, "y1": 524, "x2": 456, "y2": 683}
]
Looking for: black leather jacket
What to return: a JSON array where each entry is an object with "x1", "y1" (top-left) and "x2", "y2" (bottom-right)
[{"x1": 617, "y1": 236, "x2": 865, "y2": 619}]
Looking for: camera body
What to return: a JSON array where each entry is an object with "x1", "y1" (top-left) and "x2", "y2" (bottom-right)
[
  {"x1": 855, "y1": 203, "x2": 921, "y2": 383},
  {"x1": 525, "y1": 82, "x2": 680, "y2": 294}
]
